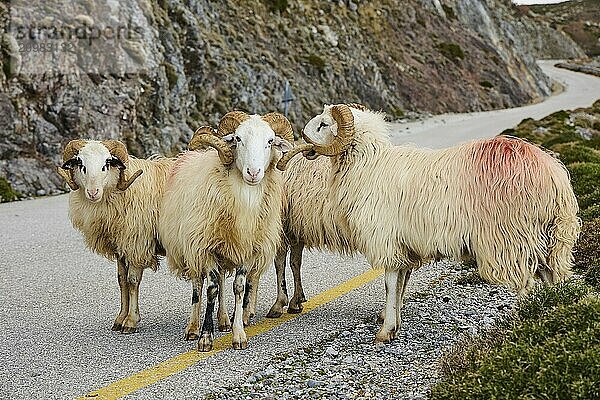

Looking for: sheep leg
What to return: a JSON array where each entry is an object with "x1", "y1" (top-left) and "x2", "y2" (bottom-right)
[
  {"x1": 375, "y1": 269, "x2": 399, "y2": 343},
  {"x1": 217, "y1": 269, "x2": 231, "y2": 332},
  {"x1": 267, "y1": 246, "x2": 289, "y2": 318},
  {"x1": 112, "y1": 257, "x2": 130, "y2": 331},
  {"x1": 121, "y1": 266, "x2": 143, "y2": 334},
  {"x1": 394, "y1": 269, "x2": 412, "y2": 332},
  {"x1": 184, "y1": 276, "x2": 204, "y2": 340},
  {"x1": 198, "y1": 270, "x2": 219, "y2": 352},
  {"x1": 232, "y1": 267, "x2": 248, "y2": 350},
  {"x1": 242, "y1": 274, "x2": 259, "y2": 326},
  {"x1": 377, "y1": 268, "x2": 412, "y2": 325},
  {"x1": 287, "y1": 242, "x2": 306, "y2": 314}
]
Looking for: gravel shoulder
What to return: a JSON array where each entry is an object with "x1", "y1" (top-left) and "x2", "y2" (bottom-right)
[{"x1": 206, "y1": 262, "x2": 515, "y2": 400}]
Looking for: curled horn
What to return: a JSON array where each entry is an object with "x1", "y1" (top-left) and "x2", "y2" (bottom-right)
[
  {"x1": 58, "y1": 139, "x2": 87, "y2": 190},
  {"x1": 262, "y1": 112, "x2": 294, "y2": 143},
  {"x1": 101, "y1": 140, "x2": 129, "y2": 166},
  {"x1": 347, "y1": 103, "x2": 368, "y2": 111},
  {"x1": 62, "y1": 139, "x2": 87, "y2": 163},
  {"x1": 276, "y1": 144, "x2": 314, "y2": 171},
  {"x1": 101, "y1": 140, "x2": 143, "y2": 191},
  {"x1": 304, "y1": 104, "x2": 355, "y2": 156},
  {"x1": 189, "y1": 126, "x2": 234, "y2": 165},
  {"x1": 217, "y1": 111, "x2": 250, "y2": 137}
]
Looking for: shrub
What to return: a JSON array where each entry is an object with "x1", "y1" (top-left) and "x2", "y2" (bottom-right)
[
  {"x1": 431, "y1": 283, "x2": 600, "y2": 400},
  {"x1": 437, "y1": 42, "x2": 464, "y2": 63},
  {"x1": 580, "y1": 204, "x2": 600, "y2": 220},
  {"x1": 567, "y1": 162, "x2": 600, "y2": 197},
  {"x1": 552, "y1": 142, "x2": 600, "y2": 165},
  {"x1": 479, "y1": 80, "x2": 493, "y2": 89},
  {"x1": 262, "y1": 0, "x2": 288, "y2": 13},
  {"x1": 305, "y1": 54, "x2": 326, "y2": 71},
  {"x1": 574, "y1": 218, "x2": 600, "y2": 288},
  {"x1": 0, "y1": 177, "x2": 20, "y2": 202}
]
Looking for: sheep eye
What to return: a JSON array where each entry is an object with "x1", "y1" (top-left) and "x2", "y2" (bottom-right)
[
  {"x1": 80, "y1": 165, "x2": 86, "y2": 174},
  {"x1": 318, "y1": 121, "x2": 327, "y2": 130},
  {"x1": 235, "y1": 136, "x2": 241, "y2": 143},
  {"x1": 268, "y1": 138, "x2": 274, "y2": 145}
]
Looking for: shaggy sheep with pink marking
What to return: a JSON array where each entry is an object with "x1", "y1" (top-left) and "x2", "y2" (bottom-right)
[{"x1": 292, "y1": 103, "x2": 580, "y2": 343}]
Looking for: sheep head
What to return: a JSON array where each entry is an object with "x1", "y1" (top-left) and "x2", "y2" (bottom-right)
[
  {"x1": 302, "y1": 104, "x2": 356, "y2": 157},
  {"x1": 189, "y1": 111, "x2": 297, "y2": 184},
  {"x1": 57, "y1": 139, "x2": 143, "y2": 202}
]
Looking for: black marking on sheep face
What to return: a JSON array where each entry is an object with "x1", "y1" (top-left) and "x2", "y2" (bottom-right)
[
  {"x1": 62, "y1": 157, "x2": 82, "y2": 170},
  {"x1": 192, "y1": 288, "x2": 199, "y2": 305}
]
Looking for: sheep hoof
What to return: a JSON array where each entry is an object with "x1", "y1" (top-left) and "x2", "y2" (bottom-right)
[
  {"x1": 266, "y1": 308, "x2": 283, "y2": 319},
  {"x1": 287, "y1": 304, "x2": 303, "y2": 314},
  {"x1": 184, "y1": 331, "x2": 199, "y2": 341},
  {"x1": 374, "y1": 329, "x2": 396, "y2": 343},
  {"x1": 121, "y1": 326, "x2": 138, "y2": 334},
  {"x1": 376, "y1": 310, "x2": 385, "y2": 325},
  {"x1": 111, "y1": 322, "x2": 123, "y2": 331},
  {"x1": 197, "y1": 333, "x2": 213, "y2": 352},
  {"x1": 242, "y1": 313, "x2": 254, "y2": 327},
  {"x1": 218, "y1": 322, "x2": 232, "y2": 332},
  {"x1": 232, "y1": 339, "x2": 248, "y2": 350}
]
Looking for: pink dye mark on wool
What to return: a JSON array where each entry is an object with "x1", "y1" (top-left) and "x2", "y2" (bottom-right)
[{"x1": 466, "y1": 135, "x2": 552, "y2": 203}]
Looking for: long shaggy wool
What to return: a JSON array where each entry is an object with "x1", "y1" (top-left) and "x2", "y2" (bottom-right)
[
  {"x1": 281, "y1": 156, "x2": 356, "y2": 254},
  {"x1": 328, "y1": 110, "x2": 579, "y2": 294},
  {"x1": 158, "y1": 150, "x2": 284, "y2": 281},
  {"x1": 69, "y1": 157, "x2": 175, "y2": 270}
]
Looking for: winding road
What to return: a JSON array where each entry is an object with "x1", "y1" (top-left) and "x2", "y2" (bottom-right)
[{"x1": 0, "y1": 61, "x2": 598, "y2": 399}]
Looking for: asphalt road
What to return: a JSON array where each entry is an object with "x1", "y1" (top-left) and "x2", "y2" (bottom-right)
[
  {"x1": 1, "y1": 61, "x2": 598, "y2": 399},
  {"x1": 392, "y1": 60, "x2": 600, "y2": 148}
]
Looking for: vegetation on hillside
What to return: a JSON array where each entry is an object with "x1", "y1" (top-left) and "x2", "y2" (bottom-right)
[{"x1": 530, "y1": 0, "x2": 600, "y2": 57}]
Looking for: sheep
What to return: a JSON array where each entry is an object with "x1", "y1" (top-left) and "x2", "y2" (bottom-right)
[
  {"x1": 294, "y1": 103, "x2": 580, "y2": 343},
  {"x1": 159, "y1": 111, "x2": 304, "y2": 351},
  {"x1": 57, "y1": 140, "x2": 233, "y2": 338},
  {"x1": 57, "y1": 140, "x2": 173, "y2": 334}
]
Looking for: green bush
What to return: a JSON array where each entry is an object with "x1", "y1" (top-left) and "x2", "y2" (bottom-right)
[
  {"x1": 574, "y1": 219, "x2": 600, "y2": 288},
  {"x1": 479, "y1": 80, "x2": 494, "y2": 89},
  {"x1": 0, "y1": 177, "x2": 20, "y2": 202},
  {"x1": 437, "y1": 42, "x2": 464, "y2": 63},
  {"x1": 431, "y1": 283, "x2": 600, "y2": 400},
  {"x1": 262, "y1": 0, "x2": 288, "y2": 13},
  {"x1": 580, "y1": 204, "x2": 600, "y2": 220},
  {"x1": 305, "y1": 54, "x2": 326, "y2": 71},
  {"x1": 552, "y1": 142, "x2": 600, "y2": 165},
  {"x1": 568, "y1": 162, "x2": 600, "y2": 197}
]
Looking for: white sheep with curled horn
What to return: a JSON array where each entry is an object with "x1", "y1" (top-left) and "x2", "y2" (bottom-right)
[
  {"x1": 159, "y1": 111, "x2": 307, "y2": 351},
  {"x1": 287, "y1": 103, "x2": 579, "y2": 343},
  {"x1": 57, "y1": 139, "x2": 175, "y2": 334}
]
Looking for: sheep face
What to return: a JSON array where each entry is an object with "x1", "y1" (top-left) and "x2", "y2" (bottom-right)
[
  {"x1": 303, "y1": 105, "x2": 338, "y2": 147},
  {"x1": 62, "y1": 141, "x2": 121, "y2": 202},
  {"x1": 222, "y1": 116, "x2": 292, "y2": 185}
]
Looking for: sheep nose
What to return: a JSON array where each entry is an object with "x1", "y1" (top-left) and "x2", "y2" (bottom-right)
[
  {"x1": 87, "y1": 189, "x2": 99, "y2": 198},
  {"x1": 246, "y1": 168, "x2": 261, "y2": 179}
]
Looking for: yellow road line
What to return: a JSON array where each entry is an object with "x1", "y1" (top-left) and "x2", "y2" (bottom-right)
[{"x1": 79, "y1": 269, "x2": 383, "y2": 399}]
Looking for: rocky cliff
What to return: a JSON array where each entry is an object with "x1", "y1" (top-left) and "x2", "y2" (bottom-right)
[
  {"x1": 530, "y1": 0, "x2": 600, "y2": 58},
  {"x1": 0, "y1": 0, "x2": 582, "y2": 196}
]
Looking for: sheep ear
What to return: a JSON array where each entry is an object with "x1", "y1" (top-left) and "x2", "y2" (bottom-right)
[
  {"x1": 273, "y1": 136, "x2": 293, "y2": 152},
  {"x1": 61, "y1": 158, "x2": 80, "y2": 170},
  {"x1": 109, "y1": 156, "x2": 126, "y2": 170},
  {"x1": 222, "y1": 134, "x2": 237, "y2": 147}
]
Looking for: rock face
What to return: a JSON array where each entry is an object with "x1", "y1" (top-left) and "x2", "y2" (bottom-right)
[
  {"x1": 529, "y1": 0, "x2": 600, "y2": 58},
  {"x1": 0, "y1": 0, "x2": 583, "y2": 196}
]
